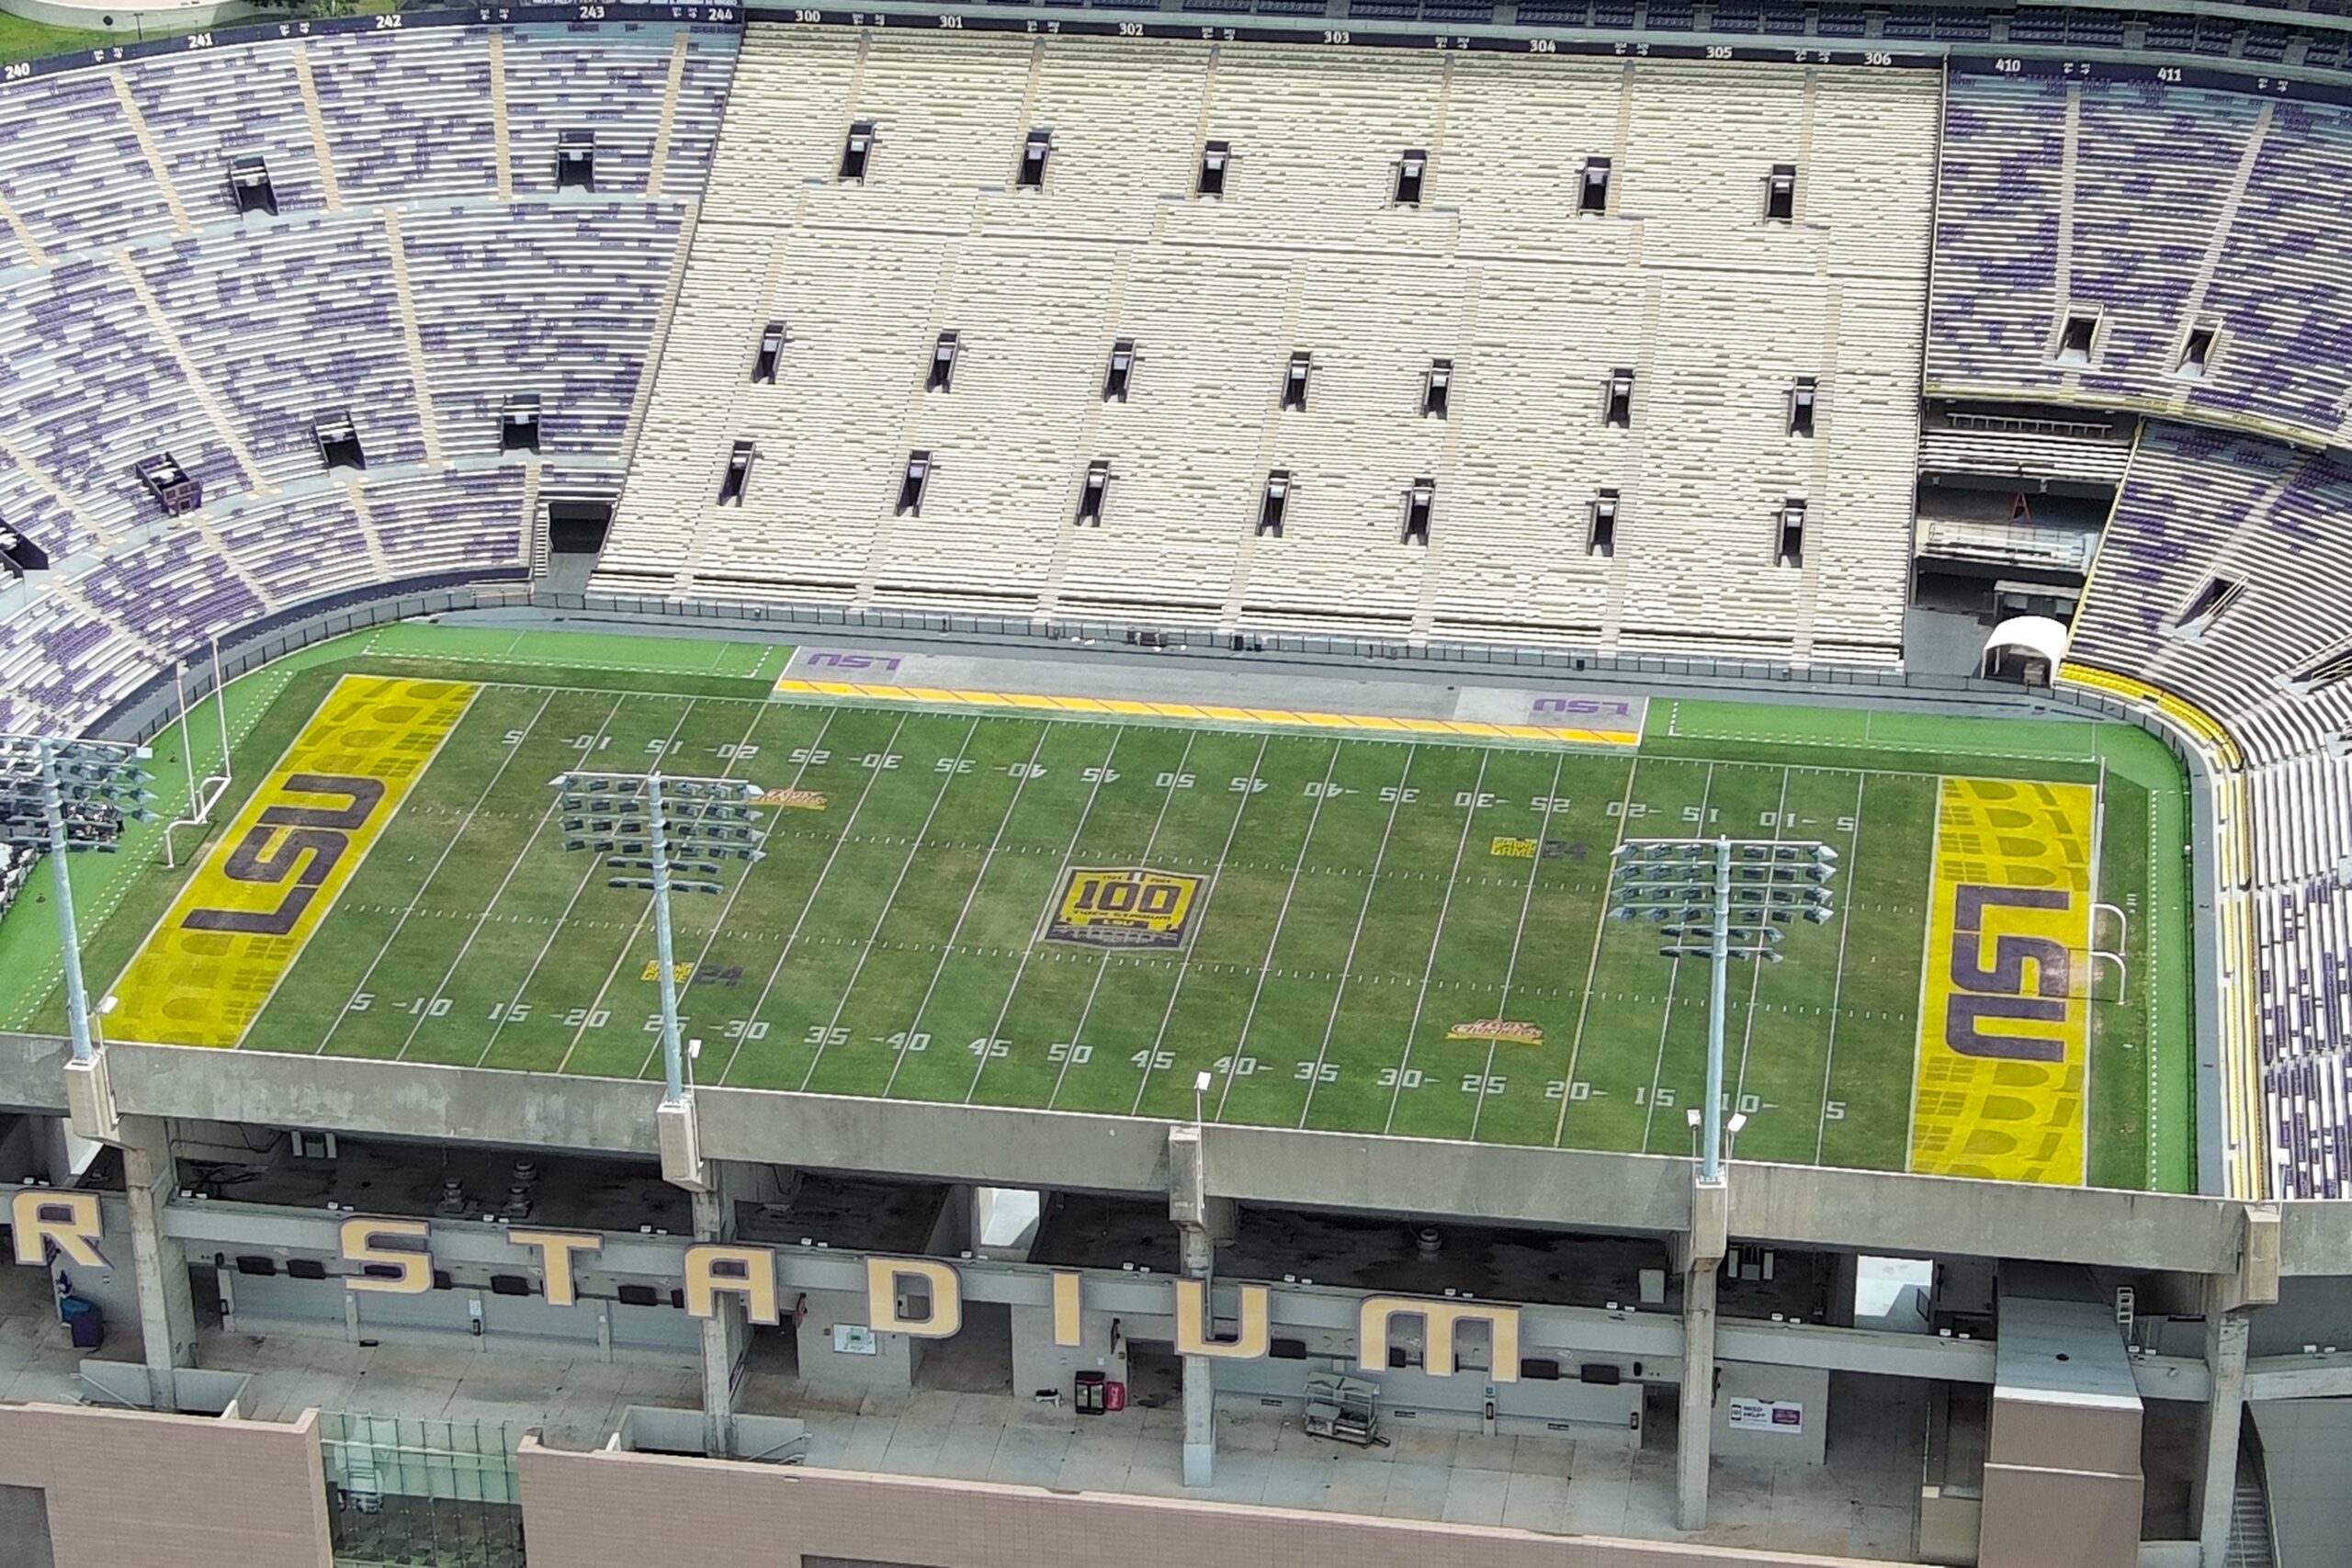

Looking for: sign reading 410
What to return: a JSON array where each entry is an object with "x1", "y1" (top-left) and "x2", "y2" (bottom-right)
[{"x1": 1042, "y1": 866, "x2": 1203, "y2": 950}]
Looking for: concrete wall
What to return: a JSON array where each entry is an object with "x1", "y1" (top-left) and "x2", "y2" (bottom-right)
[
  {"x1": 514, "y1": 1438, "x2": 1917, "y2": 1568},
  {"x1": 2249, "y1": 1397, "x2": 2352, "y2": 1568},
  {"x1": 0, "y1": 1402, "x2": 331, "y2": 1568},
  {"x1": 1717, "y1": 1362, "x2": 1830, "y2": 1466}
]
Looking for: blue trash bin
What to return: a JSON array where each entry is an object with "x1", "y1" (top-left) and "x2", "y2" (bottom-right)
[{"x1": 58, "y1": 1294, "x2": 103, "y2": 1350}]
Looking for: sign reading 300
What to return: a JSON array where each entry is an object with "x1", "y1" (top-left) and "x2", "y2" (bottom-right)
[
  {"x1": 1043, "y1": 866, "x2": 1203, "y2": 950},
  {"x1": 109, "y1": 675, "x2": 475, "y2": 1049}
]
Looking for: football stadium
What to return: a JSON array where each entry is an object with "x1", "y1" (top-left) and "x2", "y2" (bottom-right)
[{"x1": 0, "y1": 6, "x2": 2346, "y2": 1568}]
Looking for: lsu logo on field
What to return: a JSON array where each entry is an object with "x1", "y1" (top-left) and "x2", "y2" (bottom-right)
[
  {"x1": 108, "y1": 675, "x2": 474, "y2": 1050},
  {"x1": 1043, "y1": 866, "x2": 1203, "y2": 950},
  {"x1": 1908, "y1": 777, "x2": 2095, "y2": 1185}
]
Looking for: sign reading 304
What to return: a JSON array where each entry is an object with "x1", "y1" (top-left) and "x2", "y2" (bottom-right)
[{"x1": 1043, "y1": 866, "x2": 1204, "y2": 950}]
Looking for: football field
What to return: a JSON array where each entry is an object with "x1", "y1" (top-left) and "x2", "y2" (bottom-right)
[{"x1": 0, "y1": 626, "x2": 2195, "y2": 1189}]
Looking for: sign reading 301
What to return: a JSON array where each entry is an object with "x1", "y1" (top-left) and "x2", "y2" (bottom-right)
[{"x1": 1042, "y1": 866, "x2": 1203, "y2": 950}]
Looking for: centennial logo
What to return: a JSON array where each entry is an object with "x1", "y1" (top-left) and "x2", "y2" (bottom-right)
[
  {"x1": 1445, "y1": 1019, "x2": 1544, "y2": 1046},
  {"x1": 1043, "y1": 866, "x2": 1203, "y2": 950}
]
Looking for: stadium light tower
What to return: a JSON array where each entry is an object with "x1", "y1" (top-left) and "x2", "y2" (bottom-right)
[
  {"x1": 1608, "y1": 836, "x2": 1837, "y2": 1183},
  {"x1": 549, "y1": 769, "x2": 763, "y2": 1104},
  {"x1": 0, "y1": 734, "x2": 159, "y2": 1065}
]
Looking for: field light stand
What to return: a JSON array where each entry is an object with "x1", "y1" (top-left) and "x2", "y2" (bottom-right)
[
  {"x1": 550, "y1": 770, "x2": 764, "y2": 1104},
  {"x1": 1608, "y1": 836, "x2": 1837, "y2": 1184},
  {"x1": 0, "y1": 734, "x2": 159, "y2": 1066}
]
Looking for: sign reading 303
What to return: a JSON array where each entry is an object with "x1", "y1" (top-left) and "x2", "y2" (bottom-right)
[{"x1": 1042, "y1": 866, "x2": 1203, "y2": 950}]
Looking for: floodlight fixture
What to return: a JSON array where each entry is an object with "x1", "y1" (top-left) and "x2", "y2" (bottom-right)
[
  {"x1": 1606, "y1": 834, "x2": 1837, "y2": 1182},
  {"x1": 548, "y1": 769, "x2": 764, "y2": 1104},
  {"x1": 0, "y1": 733, "x2": 160, "y2": 1064}
]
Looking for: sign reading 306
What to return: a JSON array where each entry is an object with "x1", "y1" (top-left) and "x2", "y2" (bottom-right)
[{"x1": 1042, "y1": 866, "x2": 1203, "y2": 950}]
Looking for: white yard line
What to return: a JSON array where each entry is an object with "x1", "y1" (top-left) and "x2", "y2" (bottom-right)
[
  {"x1": 1728, "y1": 770, "x2": 1795, "y2": 1111},
  {"x1": 1126, "y1": 738, "x2": 1281, "y2": 1116},
  {"x1": 1637, "y1": 763, "x2": 1718, "y2": 1154},
  {"x1": 459, "y1": 699, "x2": 702, "y2": 1068},
  {"x1": 1285, "y1": 746, "x2": 1425, "y2": 1128},
  {"x1": 707, "y1": 713, "x2": 913, "y2": 1088},
  {"x1": 878, "y1": 727, "x2": 1056, "y2": 1097},
  {"x1": 1044, "y1": 731, "x2": 1204, "y2": 1110},
  {"x1": 796, "y1": 717, "x2": 983, "y2": 1090},
  {"x1": 1193, "y1": 743, "x2": 1351, "y2": 1120},
  {"x1": 1469, "y1": 754, "x2": 1567, "y2": 1141},
  {"x1": 1554, "y1": 754, "x2": 1644, "y2": 1148},
  {"x1": 1373, "y1": 752, "x2": 1492, "y2": 1134},
  {"x1": 1813, "y1": 773, "x2": 1868, "y2": 1165},
  {"x1": 958, "y1": 731, "x2": 1128, "y2": 1104},
  {"x1": 628, "y1": 706, "x2": 844, "y2": 1082},
  {"x1": 315, "y1": 687, "x2": 557, "y2": 1055}
]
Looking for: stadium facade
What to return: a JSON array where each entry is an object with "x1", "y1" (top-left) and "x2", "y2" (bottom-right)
[{"x1": 2, "y1": 4, "x2": 2352, "y2": 1568}]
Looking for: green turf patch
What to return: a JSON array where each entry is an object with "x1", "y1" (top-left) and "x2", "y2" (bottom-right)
[{"x1": 0, "y1": 626, "x2": 2195, "y2": 1188}]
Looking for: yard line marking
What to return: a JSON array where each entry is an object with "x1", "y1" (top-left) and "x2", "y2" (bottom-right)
[
  {"x1": 1814, "y1": 773, "x2": 1867, "y2": 1165},
  {"x1": 1286, "y1": 745, "x2": 1425, "y2": 1127},
  {"x1": 879, "y1": 725, "x2": 1057, "y2": 1097},
  {"x1": 1374, "y1": 751, "x2": 1491, "y2": 1134},
  {"x1": 547, "y1": 700, "x2": 768, "y2": 1075},
  {"x1": 381, "y1": 692, "x2": 635, "y2": 1064},
  {"x1": 1200, "y1": 742, "x2": 1351, "y2": 1120},
  {"x1": 628, "y1": 705, "x2": 842, "y2": 1083},
  {"x1": 1728, "y1": 769, "x2": 1794, "y2": 1111},
  {"x1": 712, "y1": 713, "x2": 911, "y2": 1088},
  {"x1": 1045, "y1": 730, "x2": 1205, "y2": 1110},
  {"x1": 797, "y1": 717, "x2": 983, "y2": 1090},
  {"x1": 1638, "y1": 762, "x2": 1718, "y2": 1155},
  {"x1": 1900, "y1": 775, "x2": 1949, "y2": 1173},
  {"x1": 1555, "y1": 753, "x2": 1645, "y2": 1148},
  {"x1": 960, "y1": 731, "x2": 1128, "y2": 1104},
  {"x1": 1470, "y1": 752, "x2": 1566, "y2": 1141},
  {"x1": 1127, "y1": 737, "x2": 1281, "y2": 1116},
  {"x1": 314, "y1": 686, "x2": 557, "y2": 1055}
]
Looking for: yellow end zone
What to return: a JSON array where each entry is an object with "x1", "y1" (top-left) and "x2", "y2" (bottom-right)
[
  {"x1": 768, "y1": 678, "x2": 1639, "y2": 748},
  {"x1": 1908, "y1": 776, "x2": 2097, "y2": 1185},
  {"x1": 108, "y1": 675, "x2": 477, "y2": 1049}
]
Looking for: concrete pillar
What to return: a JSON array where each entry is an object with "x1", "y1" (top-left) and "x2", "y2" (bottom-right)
[
  {"x1": 1179, "y1": 1223, "x2": 1216, "y2": 1488},
  {"x1": 1679, "y1": 1257, "x2": 1718, "y2": 1531},
  {"x1": 692, "y1": 1180, "x2": 744, "y2": 1459},
  {"x1": 2194, "y1": 1307, "x2": 2252, "y2": 1567},
  {"x1": 117, "y1": 1115, "x2": 196, "y2": 1411}
]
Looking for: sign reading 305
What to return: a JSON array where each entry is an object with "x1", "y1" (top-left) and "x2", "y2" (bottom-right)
[{"x1": 1042, "y1": 866, "x2": 1203, "y2": 950}]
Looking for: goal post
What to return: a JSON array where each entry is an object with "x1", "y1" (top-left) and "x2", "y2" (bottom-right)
[{"x1": 163, "y1": 637, "x2": 233, "y2": 871}]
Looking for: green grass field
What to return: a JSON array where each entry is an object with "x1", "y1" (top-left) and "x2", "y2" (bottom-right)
[{"x1": 0, "y1": 626, "x2": 2195, "y2": 1189}]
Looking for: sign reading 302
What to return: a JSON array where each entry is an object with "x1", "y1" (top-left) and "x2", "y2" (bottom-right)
[{"x1": 1043, "y1": 866, "x2": 1203, "y2": 950}]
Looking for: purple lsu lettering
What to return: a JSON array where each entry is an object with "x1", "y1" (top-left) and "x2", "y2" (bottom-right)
[
  {"x1": 1943, "y1": 885, "x2": 2072, "y2": 1063},
  {"x1": 804, "y1": 651, "x2": 903, "y2": 672},
  {"x1": 1531, "y1": 696, "x2": 1633, "y2": 716},
  {"x1": 182, "y1": 773, "x2": 388, "y2": 937}
]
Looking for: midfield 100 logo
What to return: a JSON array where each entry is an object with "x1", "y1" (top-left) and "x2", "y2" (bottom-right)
[{"x1": 1043, "y1": 866, "x2": 1203, "y2": 950}]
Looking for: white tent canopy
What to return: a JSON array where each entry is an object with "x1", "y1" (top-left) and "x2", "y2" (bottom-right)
[{"x1": 1980, "y1": 614, "x2": 2072, "y2": 681}]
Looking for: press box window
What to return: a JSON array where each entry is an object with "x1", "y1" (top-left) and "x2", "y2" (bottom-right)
[
  {"x1": 2177, "y1": 323, "x2": 2220, "y2": 380},
  {"x1": 1258, "y1": 469, "x2": 1291, "y2": 536},
  {"x1": 1775, "y1": 497, "x2": 1805, "y2": 569},
  {"x1": 752, "y1": 321, "x2": 786, "y2": 385},
  {"x1": 1423, "y1": 357, "x2": 1452, "y2": 419},
  {"x1": 1103, "y1": 339, "x2": 1136, "y2": 402},
  {"x1": 1764, "y1": 163, "x2": 1796, "y2": 223},
  {"x1": 1395, "y1": 149, "x2": 1427, "y2": 207},
  {"x1": 1400, "y1": 478, "x2": 1434, "y2": 546},
  {"x1": 1579, "y1": 157, "x2": 1611, "y2": 215},
  {"x1": 1197, "y1": 140, "x2": 1231, "y2": 198},
  {"x1": 1788, "y1": 376, "x2": 1817, "y2": 437},
  {"x1": 841, "y1": 120, "x2": 876, "y2": 182},
  {"x1": 1018, "y1": 129, "x2": 1053, "y2": 190},
  {"x1": 718, "y1": 441, "x2": 754, "y2": 507},
  {"x1": 1589, "y1": 490, "x2": 1619, "y2": 558},
  {"x1": 2056, "y1": 309, "x2": 2098, "y2": 366},
  {"x1": 1076, "y1": 461, "x2": 1110, "y2": 525},
  {"x1": 1283, "y1": 352, "x2": 1312, "y2": 412},
  {"x1": 1603, "y1": 368, "x2": 1634, "y2": 428},
  {"x1": 897, "y1": 452, "x2": 933, "y2": 516},
  {"x1": 928, "y1": 331, "x2": 960, "y2": 392}
]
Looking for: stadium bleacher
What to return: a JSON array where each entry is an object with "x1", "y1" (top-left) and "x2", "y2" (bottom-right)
[
  {"x1": 594, "y1": 31, "x2": 1936, "y2": 666},
  {"x1": 0, "y1": 20, "x2": 739, "y2": 738}
]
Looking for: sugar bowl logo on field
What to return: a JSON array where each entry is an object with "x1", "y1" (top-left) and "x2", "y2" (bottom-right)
[{"x1": 1445, "y1": 1019, "x2": 1545, "y2": 1047}]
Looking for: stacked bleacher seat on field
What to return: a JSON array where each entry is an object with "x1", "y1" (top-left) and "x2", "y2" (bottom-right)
[
  {"x1": 0, "y1": 19, "x2": 740, "y2": 737},
  {"x1": 594, "y1": 30, "x2": 1934, "y2": 667}
]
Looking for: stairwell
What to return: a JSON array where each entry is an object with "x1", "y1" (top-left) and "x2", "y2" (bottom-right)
[
  {"x1": 2224, "y1": 1432, "x2": 2278, "y2": 1568},
  {"x1": 113, "y1": 254, "x2": 270, "y2": 492},
  {"x1": 291, "y1": 44, "x2": 345, "y2": 213},
  {"x1": 487, "y1": 32, "x2": 514, "y2": 201},
  {"x1": 378, "y1": 210, "x2": 446, "y2": 466},
  {"x1": 646, "y1": 34, "x2": 690, "y2": 200},
  {"x1": 109, "y1": 72, "x2": 195, "y2": 235}
]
